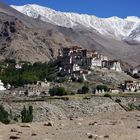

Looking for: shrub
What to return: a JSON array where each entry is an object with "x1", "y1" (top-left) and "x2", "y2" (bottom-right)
[
  {"x1": 71, "y1": 76, "x2": 77, "y2": 82},
  {"x1": 0, "y1": 105, "x2": 10, "y2": 124},
  {"x1": 77, "y1": 85, "x2": 90, "y2": 94},
  {"x1": 55, "y1": 77, "x2": 68, "y2": 83},
  {"x1": 115, "y1": 98, "x2": 121, "y2": 103},
  {"x1": 49, "y1": 86, "x2": 67, "y2": 96},
  {"x1": 81, "y1": 85, "x2": 89, "y2": 94},
  {"x1": 104, "y1": 93, "x2": 112, "y2": 98},
  {"x1": 5, "y1": 59, "x2": 16, "y2": 65},
  {"x1": 77, "y1": 77, "x2": 84, "y2": 83},
  {"x1": 96, "y1": 85, "x2": 109, "y2": 92},
  {"x1": 77, "y1": 89, "x2": 82, "y2": 94},
  {"x1": 70, "y1": 92, "x2": 76, "y2": 95},
  {"x1": 21, "y1": 106, "x2": 33, "y2": 123},
  {"x1": 128, "y1": 103, "x2": 136, "y2": 111},
  {"x1": 13, "y1": 117, "x2": 18, "y2": 122}
]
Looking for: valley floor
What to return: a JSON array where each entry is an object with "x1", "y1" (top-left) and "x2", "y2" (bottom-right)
[{"x1": 0, "y1": 111, "x2": 140, "y2": 140}]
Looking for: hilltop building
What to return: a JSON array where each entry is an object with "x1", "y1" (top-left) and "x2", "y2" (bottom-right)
[
  {"x1": 58, "y1": 46, "x2": 91, "y2": 76},
  {"x1": 102, "y1": 60, "x2": 122, "y2": 72},
  {"x1": 57, "y1": 46, "x2": 122, "y2": 76}
]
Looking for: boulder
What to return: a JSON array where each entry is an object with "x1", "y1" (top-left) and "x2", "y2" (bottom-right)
[
  {"x1": 9, "y1": 135, "x2": 20, "y2": 139},
  {"x1": 44, "y1": 122, "x2": 53, "y2": 127},
  {"x1": 137, "y1": 125, "x2": 140, "y2": 129},
  {"x1": 20, "y1": 124, "x2": 31, "y2": 128},
  {"x1": 89, "y1": 122, "x2": 98, "y2": 126},
  {"x1": 31, "y1": 133, "x2": 37, "y2": 136}
]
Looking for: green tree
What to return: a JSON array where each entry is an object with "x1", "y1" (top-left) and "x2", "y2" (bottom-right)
[
  {"x1": 81, "y1": 85, "x2": 89, "y2": 94},
  {"x1": 21, "y1": 106, "x2": 33, "y2": 123},
  {"x1": 21, "y1": 106, "x2": 27, "y2": 123},
  {"x1": 96, "y1": 85, "x2": 109, "y2": 92},
  {"x1": 49, "y1": 87, "x2": 67, "y2": 96},
  {"x1": 0, "y1": 105, "x2": 10, "y2": 124},
  {"x1": 27, "y1": 106, "x2": 33, "y2": 122},
  {"x1": 0, "y1": 61, "x2": 57, "y2": 87}
]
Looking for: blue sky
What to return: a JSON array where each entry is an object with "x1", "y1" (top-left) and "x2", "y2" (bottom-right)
[{"x1": 2, "y1": 0, "x2": 140, "y2": 18}]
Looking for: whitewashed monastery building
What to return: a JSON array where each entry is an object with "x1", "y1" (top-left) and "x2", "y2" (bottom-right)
[{"x1": 58, "y1": 46, "x2": 122, "y2": 76}]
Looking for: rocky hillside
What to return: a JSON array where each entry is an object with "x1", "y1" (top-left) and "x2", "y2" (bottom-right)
[
  {"x1": 0, "y1": 3, "x2": 140, "y2": 66},
  {"x1": 11, "y1": 4, "x2": 140, "y2": 67},
  {"x1": 86, "y1": 68, "x2": 135, "y2": 89},
  {"x1": 3, "y1": 97, "x2": 124, "y2": 122},
  {"x1": 0, "y1": 3, "x2": 80, "y2": 62},
  {"x1": 2, "y1": 96, "x2": 140, "y2": 122}
]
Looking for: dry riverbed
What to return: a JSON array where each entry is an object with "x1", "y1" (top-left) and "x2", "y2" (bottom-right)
[{"x1": 0, "y1": 111, "x2": 140, "y2": 140}]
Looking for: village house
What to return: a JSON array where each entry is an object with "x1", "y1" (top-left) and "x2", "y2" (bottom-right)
[
  {"x1": 58, "y1": 46, "x2": 122, "y2": 76},
  {"x1": 121, "y1": 80, "x2": 140, "y2": 92}
]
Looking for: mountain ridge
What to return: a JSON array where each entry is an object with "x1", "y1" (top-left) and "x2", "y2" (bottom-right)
[
  {"x1": 11, "y1": 4, "x2": 140, "y2": 43},
  {"x1": 0, "y1": 3, "x2": 140, "y2": 67}
]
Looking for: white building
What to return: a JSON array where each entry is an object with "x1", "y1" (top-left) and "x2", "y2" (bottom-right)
[
  {"x1": 102, "y1": 60, "x2": 122, "y2": 72},
  {"x1": 73, "y1": 64, "x2": 80, "y2": 72},
  {"x1": 91, "y1": 54, "x2": 109, "y2": 69},
  {"x1": 15, "y1": 64, "x2": 22, "y2": 69},
  {"x1": 0, "y1": 80, "x2": 6, "y2": 91},
  {"x1": 110, "y1": 61, "x2": 122, "y2": 72}
]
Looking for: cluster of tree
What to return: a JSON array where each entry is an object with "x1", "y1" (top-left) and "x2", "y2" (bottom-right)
[
  {"x1": 21, "y1": 106, "x2": 33, "y2": 123},
  {"x1": 96, "y1": 85, "x2": 109, "y2": 92},
  {"x1": 49, "y1": 86, "x2": 67, "y2": 96},
  {"x1": 0, "y1": 105, "x2": 10, "y2": 124},
  {"x1": 70, "y1": 74, "x2": 84, "y2": 83},
  {"x1": 0, "y1": 104, "x2": 33, "y2": 124},
  {"x1": 0, "y1": 60, "x2": 57, "y2": 87}
]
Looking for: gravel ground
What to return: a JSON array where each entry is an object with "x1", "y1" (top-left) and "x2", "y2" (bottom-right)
[
  {"x1": 0, "y1": 111, "x2": 140, "y2": 140},
  {"x1": 2, "y1": 97, "x2": 124, "y2": 122}
]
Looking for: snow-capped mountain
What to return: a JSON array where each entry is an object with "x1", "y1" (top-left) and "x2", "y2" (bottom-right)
[{"x1": 11, "y1": 4, "x2": 140, "y2": 42}]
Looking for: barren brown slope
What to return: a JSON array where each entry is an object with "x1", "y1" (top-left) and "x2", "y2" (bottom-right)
[
  {"x1": 0, "y1": 3, "x2": 140, "y2": 67},
  {"x1": 0, "y1": 3, "x2": 80, "y2": 62},
  {"x1": 58, "y1": 27, "x2": 140, "y2": 67}
]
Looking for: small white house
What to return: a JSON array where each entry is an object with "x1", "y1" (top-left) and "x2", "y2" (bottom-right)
[
  {"x1": 133, "y1": 65, "x2": 140, "y2": 75},
  {"x1": 0, "y1": 80, "x2": 6, "y2": 91},
  {"x1": 73, "y1": 64, "x2": 80, "y2": 72},
  {"x1": 133, "y1": 69, "x2": 138, "y2": 75},
  {"x1": 15, "y1": 64, "x2": 22, "y2": 69}
]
